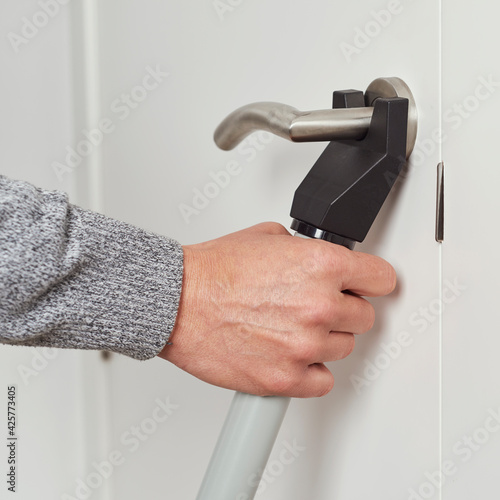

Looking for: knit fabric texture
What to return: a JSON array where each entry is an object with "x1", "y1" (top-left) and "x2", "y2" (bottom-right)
[{"x1": 0, "y1": 175, "x2": 183, "y2": 360}]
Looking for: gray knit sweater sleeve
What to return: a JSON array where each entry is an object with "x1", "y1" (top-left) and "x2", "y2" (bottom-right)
[{"x1": 0, "y1": 175, "x2": 183, "y2": 360}]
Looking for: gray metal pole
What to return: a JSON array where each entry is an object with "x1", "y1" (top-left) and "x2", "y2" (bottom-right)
[
  {"x1": 196, "y1": 392, "x2": 290, "y2": 500},
  {"x1": 196, "y1": 234, "x2": 309, "y2": 500}
]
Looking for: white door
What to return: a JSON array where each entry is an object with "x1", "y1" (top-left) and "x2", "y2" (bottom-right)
[{"x1": 91, "y1": 1, "x2": 442, "y2": 499}]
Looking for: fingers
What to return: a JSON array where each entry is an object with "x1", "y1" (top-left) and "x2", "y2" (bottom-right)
[
  {"x1": 177, "y1": 223, "x2": 397, "y2": 399},
  {"x1": 304, "y1": 289, "x2": 375, "y2": 336},
  {"x1": 289, "y1": 335, "x2": 354, "y2": 398},
  {"x1": 323, "y1": 332, "x2": 356, "y2": 361},
  {"x1": 291, "y1": 330, "x2": 355, "y2": 368},
  {"x1": 284, "y1": 363, "x2": 335, "y2": 398},
  {"x1": 325, "y1": 243, "x2": 397, "y2": 297},
  {"x1": 331, "y1": 293, "x2": 376, "y2": 334}
]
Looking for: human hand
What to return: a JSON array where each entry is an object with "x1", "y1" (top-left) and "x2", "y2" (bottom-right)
[{"x1": 158, "y1": 222, "x2": 396, "y2": 398}]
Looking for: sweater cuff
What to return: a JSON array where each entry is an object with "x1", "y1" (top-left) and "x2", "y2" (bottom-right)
[{"x1": 24, "y1": 206, "x2": 184, "y2": 360}]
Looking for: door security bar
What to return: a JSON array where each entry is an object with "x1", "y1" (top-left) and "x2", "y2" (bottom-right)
[{"x1": 196, "y1": 77, "x2": 418, "y2": 500}]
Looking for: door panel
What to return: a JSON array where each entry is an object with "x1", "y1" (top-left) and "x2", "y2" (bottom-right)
[{"x1": 94, "y1": 1, "x2": 441, "y2": 498}]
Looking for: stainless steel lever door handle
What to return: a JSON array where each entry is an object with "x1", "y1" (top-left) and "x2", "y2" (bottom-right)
[
  {"x1": 214, "y1": 77, "x2": 417, "y2": 159},
  {"x1": 214, "y1": 102, "x2": 373, "y2": 149}
]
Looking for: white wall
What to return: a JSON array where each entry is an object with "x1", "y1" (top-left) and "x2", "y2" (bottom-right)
[{"x1": 0, "y1": 2, "x2": 108, "y2": 499}]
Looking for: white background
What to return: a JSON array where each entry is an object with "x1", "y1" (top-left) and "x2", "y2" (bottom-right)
[{"x1": 0, "y1": 1, "x2": 498, "y2": 499}]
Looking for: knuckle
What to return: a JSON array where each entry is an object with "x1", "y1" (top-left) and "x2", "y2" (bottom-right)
[
  {"x1": 302, "y1": 296, "x2": 334, "y2": 327},
  {"x1": 321, "y1": 243, "x2": 345, "y2": 273},
  {"x1": 302, "y1": 240, "x2": 343, "y2": 278},
  {"x1": 264, "y1": 369, "x2": 300, "y2": 396},
  {"x1": 290, "y1": 336, "x2": 319, "y2": 364}
]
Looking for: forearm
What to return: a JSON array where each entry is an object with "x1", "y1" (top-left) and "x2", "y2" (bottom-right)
[{"x1": 0, "y1": 175, "x2": 183, "y2": 360}]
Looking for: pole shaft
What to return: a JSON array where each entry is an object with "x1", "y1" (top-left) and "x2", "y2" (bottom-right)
[{"x1": 196, "y1": 392, "x2": 290, "y2": 500}]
